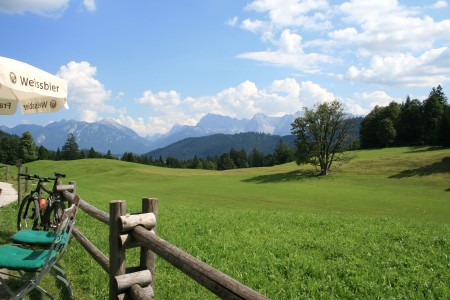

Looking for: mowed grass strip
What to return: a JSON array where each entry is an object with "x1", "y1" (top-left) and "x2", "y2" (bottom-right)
[{"x1": 0, "y1": 146, "x2": 448, "y2": 299}]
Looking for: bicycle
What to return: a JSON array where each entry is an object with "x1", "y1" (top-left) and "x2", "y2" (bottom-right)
[{"x1": 17, "y1": 172, "x2": 67, "y2": 231}]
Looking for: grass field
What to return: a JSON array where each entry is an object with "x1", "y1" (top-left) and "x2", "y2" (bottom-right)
[{"x1": 0, "y1": 146, "x2": 449, "y2": 299}]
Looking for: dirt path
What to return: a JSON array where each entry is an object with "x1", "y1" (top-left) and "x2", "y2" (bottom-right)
[{"x1": 0, "y1": 182, "x2": 18, "y2": 207}]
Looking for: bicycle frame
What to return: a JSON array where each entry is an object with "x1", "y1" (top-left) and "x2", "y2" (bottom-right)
[
  {"x1": 41, "y1": 173, "x2": 66, "y2": 229},
  {"x1": 18, "y1": 173, "x2": 66, "y2": 231}
]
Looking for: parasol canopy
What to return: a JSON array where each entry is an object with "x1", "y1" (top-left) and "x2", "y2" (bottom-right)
[{"x1": 0, "y1": 56, "x2": 68, "y2": 115}]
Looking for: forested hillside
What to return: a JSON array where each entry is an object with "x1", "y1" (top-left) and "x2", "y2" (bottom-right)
[{"x1": 146, "y1": 132, "x2": 296, "y2": 160}]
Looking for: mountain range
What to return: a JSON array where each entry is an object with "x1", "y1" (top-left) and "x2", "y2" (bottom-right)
[{"x1": 0, "y1": 113, "x2": 303, "y2": 155}]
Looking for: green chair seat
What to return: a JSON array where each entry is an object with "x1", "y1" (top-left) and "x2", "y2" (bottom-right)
[
  {"x1": 0, "y1": 196, "x2": 80, "y2": 299},
  {"x1": 12, "y1": 230, "x2": 67, "y2": 245},
  {"x1": 0, "y1": 245, "x2": 55, "y2": 271}
]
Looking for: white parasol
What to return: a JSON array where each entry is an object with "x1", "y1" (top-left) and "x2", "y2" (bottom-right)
[{"x1": 0, "y1": 56, "x2": 68, "y2": 115}]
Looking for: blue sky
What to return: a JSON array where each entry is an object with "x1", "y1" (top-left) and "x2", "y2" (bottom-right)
[{"x1": 1, "y1": 0, "x2": 449, "y2": 137}]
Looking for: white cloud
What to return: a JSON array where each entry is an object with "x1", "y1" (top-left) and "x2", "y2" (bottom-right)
[
  {"x1": 137, "y1": 90, "x2": 181, "y2": 109},
  {"x1": 57, "y1": 61, "x2": 115, "y2": 122},
  {"x1": 241, "y1": 18, "x2": 269, "y2": 32},
  {"x1": 236, "y1": 0, "x2": 450, "y2": 89},
  {"x1": 332, "y1": 0, "x2": 450, "y2": 54},
  {"x1": 79, "y1": 109, "x2": 98, "y2": 123},
  {"x1": 345, "y1": 47, "x2": 450, "y2": 87},
  {"x1": 278, "y1": 29, "x2": 303, "y2": 53},
  {"x1": 116, "y1": 113, "x2": 196, "y2": 138},
  {"x1": 0, "y1": 0, "x2": 96, "y2": 16},
  {"x1": 116, "y1": 116, "x2": 148, "y2": 137},
  {"x1": 227, "y1": 16, "x2": 239, "y2": 27},
  {"x1": 345, "y1": 90, "x2": 398, "y2": 116},
  {"x1": 130, "y1": 89, "x2": 201, "y2": 135},
  {"x1": 338, "y1": 0, "x2": 406, "y2": 24},
  {"x1": 270, "y1": 78, "x2": 301, "y2": 97},
  {"x1": 237, "y1": 1, "x2": 334, "y2": 72},
  {"x1": 328, "y1": 27, "x2": 357, "y2": 42},
  {"x1": 298, "y1": 81, "x2": 335, "y2": 105},
  {"x1": 238, "y1": 29, "x2": 333, "y2": 72},
  {"x1": 0, "y1": 0, "x2": 69, "y2": 17},
  {"x1": 431, "y1": 1, "x2": 448, "y2": 9},
  {"x1": 83, "y1": 0, "x2": 96, "y2": 12},
  {"x1": 245, "y1": 0, "x2": 331, "y2": 29},
  {"x1": 328, "y1": 1, "x2": 450, "y2": 87},
  {"x1": 183, "y1": 80, "x2": 262, "y2": 119}
]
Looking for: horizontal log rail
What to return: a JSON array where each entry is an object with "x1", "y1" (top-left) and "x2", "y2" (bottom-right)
[
  {"x1": 131, "y1": 226, "x2": 268, "y2": 300},
  {"x1": 56, "y1": 184, "x2": 76, "y2": 193},
  {"x1": 60, "y1": 187, "x2": 268, "y2": 300},
  {"x1": 62, "y1": 190, "x2": 109, "y2": 224},
  {"x1": 71, "y1": 227, "x2": 109, "y2": 273},
  {"x1": 115, "y1": 270, "x2": 152, "y2": 294}
]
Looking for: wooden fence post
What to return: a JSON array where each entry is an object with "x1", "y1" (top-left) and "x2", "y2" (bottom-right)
[
  {"x1": 16, "y1": 163, "x2": 21, "y2": 205},
  {"x1": 25, "y1": 167, "x2": 29, "y2": 193},
  {"x1": 141, "y1": 198, "x2": 158, "y2": 290},
  {"x1": 68, "y1": 181, "x2": 77, "y2": 195},
  {"x1": 109, "y1": 200, "x2": 127, "y2": 300}
]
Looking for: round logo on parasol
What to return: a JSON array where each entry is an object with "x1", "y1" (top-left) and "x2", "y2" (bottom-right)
[
  {"x1": 50, "y1": 100, "x2": 57, "y2": 109},
  {"x1": 9, "y1": 72, "x2": 17, "y2": 84}
]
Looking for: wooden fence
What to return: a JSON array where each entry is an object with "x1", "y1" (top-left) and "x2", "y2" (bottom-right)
[{"x1": 58, "y1": 183, "x2": 269, "y2": 299}]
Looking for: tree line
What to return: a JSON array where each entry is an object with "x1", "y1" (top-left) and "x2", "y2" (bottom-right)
[
  {"x1": 360, "y1": 85, "x2": 449, "y2": 148},
  {"x1": 122, "y1": 140, "x2": 295, "y2": 170},
  {"x1": 0, "y1": 132, "x2": 115, "y2": 165},
  {"x1": 0, "y1": 130, "x2": 295, "y2": 170}
]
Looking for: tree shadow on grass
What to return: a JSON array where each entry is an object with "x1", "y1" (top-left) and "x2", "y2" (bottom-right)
[
  {"x1": 389, "y1": 156, "x2": 450, "y2": 191},
  {"x1": 242, "y1": 170, "x2": 321, "y2": 184},
  {"x1": 389, "y1": 157, "x2": 450, "y2": 178},
  {"x1": 404, "y1": 146, "x2": 448, "y2": 153}
]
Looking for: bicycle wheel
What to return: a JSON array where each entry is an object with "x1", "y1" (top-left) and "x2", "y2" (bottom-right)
[
  {"x1": 17, "y1": 194, "x2": 39, "y2": 231},
  {"x1": 46, "y1": 199, "x2": 66, "y2": 230}
]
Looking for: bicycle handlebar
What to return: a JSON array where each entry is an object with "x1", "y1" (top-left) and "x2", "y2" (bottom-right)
[
  {"x1": 54, "y1": 172, "x2": 66, "y2": 178},
  {"x1": 19, "y1": 172, "x2": 65, "y2": 182},
  {"x1": 18, "y1": 174, "x2": 50, "y2": 182},
  {"x1": 47, "y1": 173, "x2": 66, "y2": 181}
]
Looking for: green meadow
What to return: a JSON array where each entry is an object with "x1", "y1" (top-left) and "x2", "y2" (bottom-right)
[{"x1": 0, "y1": 146, "x2": 449, "y2": 299}]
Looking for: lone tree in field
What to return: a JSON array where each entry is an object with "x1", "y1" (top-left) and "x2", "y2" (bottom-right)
[
  {"x1": 20, "y1": 131, "x2": 38, "y2": 163},
  {"x1": 291, "y1": 100, "x2": 354, "y2": 176},
  {"x1": 61, "y1": 133, "x2": 79, "y2": 160}
]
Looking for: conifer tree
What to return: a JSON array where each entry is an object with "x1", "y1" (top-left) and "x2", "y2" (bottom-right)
[
  {"x1": 20, "y1": 131, "x2": 38, "y2": 163},
  {"x1": 61, "y1": 133, "x2": 79, "y2": 160}
]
